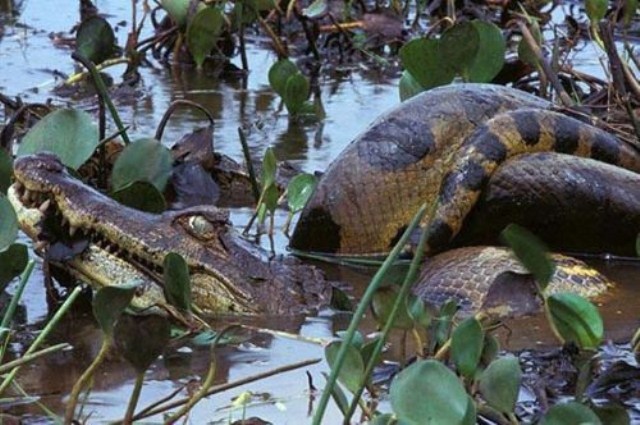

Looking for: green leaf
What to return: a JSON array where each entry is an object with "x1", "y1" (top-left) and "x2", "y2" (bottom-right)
[
  {"x1": 0, "y1": 195, "x2": 18, "y2": 251},
  {"x1": 283, "y1": 72, "x2": 310, "y2": 115},
  {"x1": 186, "y1": 7, "x2": 224, "y2": 68},
  {"x1": 161, "y1": 0, "x2": 192, "y2": 27},
  {"x1": 539, "y1": 401, "x2": 602, "y2": 425},
  {"x1": 322, "y1": 371, "x2": 350, "y2": 416},
  {"x1": 501, "y1": 223, "x2": 555, "y2": 289},
  {"x1": 399, "y1": 38, "x2": 454, "y2": 89},
  {"x1": 478, "y1": 356, "x2": 521, "y2": 414},
  {"x1": 18, "y1": 109, "x2": 98, "y2": 170},
  {"x1": 0, "y1": 149, "x2": 12, "y2": 194},
  {"x1": 586, "y1": 0, "x2": 608, "y2": 23},
  {"x1": 111, "y1": 138, "x2": 173, "y2": 192},
  {"x1": 75, "y1": 16, "x2": 116, "y2": 65},
  {"x1": 408, "y1": 295, "x2": 431, "y2": 329},
  {"x1": 0, "y1": 243, "x2": 28, "y2": 291},
  {"x1": 269, "y1": 59, "x2": 299, "y2": 97},
  {"x1": 369, "y1": 414, "x2": 395, "y2": 425},
  {"x1": 480, "y1": 333, "x2": 500, "y2": 366},
  {"x1": 546, "y1": 293, "x2": 603, "y2": 349},
  {"x1": 623, "y1": 0, "x2": 639, "y2": 27},
  {"x1": 467, "y1": 21, "x2": 505, "y2": 82},
  {"x1": 302, "y1": 0, "x2": 327, "y2": 18},
  {"x1": 390, "y1": 360, "x2": 469, "y2": 425},
  {"x1": 371, "y1": 287, "x2": 415, "y2": 330},
  {"x1": 592, "y1": 404, "x2": 630, "y2": 425},
  {"x1": 518, "y1": 20, "x2": 542, "y2": 67},
  {"x1": 111, "y1": 181, "x2": 167, "y2": 213},
  {"x1": 451, "y1": 317, "x2": 484, "y2": 378},
  {"x1": 360, "y1": 336, "x2": 382, "y2": 367},
  {"x1": 399, "y1": 70, "x2": 425, "y2": 101},
  {"x1": 287, "y1": 173, "x2": 317, "y2": 213},
  {"x1": 114, "y1": 314, "x2": 171, "y2": 373},
  {"x1": 440, "y1": 22, "x2": 479, "y2": 80},
  {"x1": 163, "y1": 252, "x2": 192, "y2": 312},
  {"x1": 261, "y1": 147, "x2": 277, "y2": 189},
  {"x1": 325, "y1": 341, "x2": 366, "y2": 394},
  {"x1": 92, "y1": 282, "x2": 139, "y2": 335},
  {"x1": 433, "y1": 299, "x2": 458, "y2": 348}
]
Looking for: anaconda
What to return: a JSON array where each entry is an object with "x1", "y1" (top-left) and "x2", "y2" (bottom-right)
[{"x1": 290, "y1": 83, "x2": 640, "y2": 257}]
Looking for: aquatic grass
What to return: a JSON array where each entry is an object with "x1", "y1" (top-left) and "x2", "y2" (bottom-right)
[
  {"x1": 0, "y1": 260, "x2": 35, "y2": 345},
  {"x1": 311, "y1": 203, "x2": 427, "y2": 425}
]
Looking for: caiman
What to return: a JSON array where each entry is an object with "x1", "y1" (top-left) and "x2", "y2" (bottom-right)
[{"x1": 8, "y1": 153, "x2": 331, "y2": 316}]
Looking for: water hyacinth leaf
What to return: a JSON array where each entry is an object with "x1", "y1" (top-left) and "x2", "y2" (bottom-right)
[
  {"x1": 369, "y1": 414, "x2": 395, "y2": 425},
  {"x1": 114, "y1": 314, "x2": 171, "y2": 373},
  {"x1": 478, "y1": 356, "x2": 521, "y2": 414},
  {"x1": 268, "y1": 59, "x2": 299, "y2": 97},
  {"x1": 390, "y1": 360, "x2": 469, "y2": 425},
  {"x1": 539, "y1": 401, "x2": 602, "y2": 425},
  {"x1": 0, "y1": 243, "x2": 28, "y2": 291},
  {"x1": 360, "y1": 337, "x2": 382, "y2": 367},
  {"x1": 461, "y1": 395, "x2": 477, "y2": 425},
  {"x1": 18, "y1": 109, "x2": 98, "y2": 170},
  {"x1": 586, "y1": 0, "x2": 608, "y2": 23},
  {"x1": 623, "y1": 0, "x2": 639, "y2": 27},
  {"x1": 111, "y1": 181, "x2": 167, "y2": 213},
  {"x1": 451, "y1": 317, "x2": 484, "y2": 378},
  {"x1": 399, "y1": 38, "x2": 454, "y2": 89},
  {"x1": 336, "y1": 330, "x2": 364, "y2": 349},
  {"x1": 163, "y1": 252, "x2": 192, "y2": 312},
  {"x1": 399, "y1": 70, "x2": 424, "y2": 101},
  {"x1": 592, "y1": 404, "x2": 630, "y2": 425},
  {"x1": 0, "y1": 195, "x2": 18, "y2": 251},
  {"x1": 261, "y1": 184, "x2": 279, "y2": 217},
  {"x1": 187, "y1": 7, "x2": 224, "y2": 68},
  {"x1": 93, "y1": 282, "x2": 139, "y2": 335},
  {"x1": 283, "y1": 72, "x2": 310, "y2": 115},
  {"x1": 302, "y1": 0, "x2": 327, "y2": 18},
  {"x1": 480, "y1": 333, "x2": 500, "y2": 366},
  {"x1": 0, "y1": 149, "x2": 12, "y2": 194},
  {"x1": 161, "y1": 0, "x2": 193, "y2": 27},
  {"x1": 111, "y1": 138, "x2": 173, "y2": 192},
  {"x1": 434, "y1": 299, "x2": 458, "y2": 348},
  {"x1": 408, "y1": 295, "x2": 431, "y2": 328},
  {"x1": 371, "y1": 287, "x2": 414, "y2": 330},
  {"x1": 287, "y1": 173, "x2": 316, "y2": 213},
  {"x1": 440, "y1": 22, "x2": 479, "y2": 79},
  {"x1": 325, "y1": 340, "x2": 366, "y2": 393},
  {"x1": 75, "y1": 16, "x2": 116, "y2": 65},
  {"x1": 518, "y1": 20, "x2": 542, "y2": 67},
  {"x1": 467, "y1": 21, "x2": 505, "y2": 82},
  {"x1": 261, "y1": 147, "x2": 277, "y2": 189},
  {"x1": 501, "y1": 223, "x2": 554, "y2": 290},
  {"x1": 546, "y1": 293, "x2": 603, "y2": 349}
]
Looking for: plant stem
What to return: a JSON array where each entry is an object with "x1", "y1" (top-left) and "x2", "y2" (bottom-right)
[
  {"x1": 64, "y1": 336, "x2": 112, "y2": 423},
  {"x1": 71, "y1": 53, "x2": 131, "y2": 144},
  {"x1": 311, "y1": 204, "x2": 427, "y2": 425},
  {"x1": 237, "y1": 127, "x2": 260, "y2": 202},
  {"x1": 123, "y1": 371, "x2": 145, "y2": 424},
  {"x1": 0, "y1": 260, "x2": 35, "y2": 338},
  {"x1": 0, "y1": 343, "x2": 70, "y2": 374}
]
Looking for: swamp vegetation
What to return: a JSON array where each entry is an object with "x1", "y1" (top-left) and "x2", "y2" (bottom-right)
[{"x1": 1, "y1": 0, "x2": 640, "y2": 423}]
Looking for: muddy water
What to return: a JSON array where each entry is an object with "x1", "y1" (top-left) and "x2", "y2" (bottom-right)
[{"x1": 1, "y1": 2, "x2": 640, "y2": 423}]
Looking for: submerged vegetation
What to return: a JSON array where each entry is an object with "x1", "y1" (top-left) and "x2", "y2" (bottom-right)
[{"x1": 1, "y1": 0, "x2": 640, "y2": 423}]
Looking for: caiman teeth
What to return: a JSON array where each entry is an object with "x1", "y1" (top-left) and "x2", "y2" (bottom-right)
[
  {"x1": 13, "y1": 181, "x2": 23, "y2": 192},
  {"x1": 23, "y1": 189, "x2": 32, "y2": 202},
  {"x1": 34, "y1": 240, "x2": 48, "y2": 252},
  {"x1": 69, "y1": 225, "x2": 78, "y2": 237},
  {"x1": 39, "y1": 199, "x2": 51, "y2": 213}
]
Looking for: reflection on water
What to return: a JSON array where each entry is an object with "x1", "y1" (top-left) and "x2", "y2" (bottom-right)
[{"x1": 2, "y1": 1, "x2": 640, "y2": 423}]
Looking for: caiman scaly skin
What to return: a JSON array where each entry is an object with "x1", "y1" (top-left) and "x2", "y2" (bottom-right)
[
  {"x1": 9, "y1": 153, "x2": 330, "y2": 316},
  {"x1": 290, "y1": 84, "x2": 640, "y2": 257}
]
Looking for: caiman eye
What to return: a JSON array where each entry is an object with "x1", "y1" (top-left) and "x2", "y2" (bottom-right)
[{"x1": 186, "y1": 215, "x2": 217, "y2": 239}]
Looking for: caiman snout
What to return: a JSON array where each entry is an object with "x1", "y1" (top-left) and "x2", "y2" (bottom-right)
[{"x1": 13, "y1": 153, "x2": 66, "y2": 193}]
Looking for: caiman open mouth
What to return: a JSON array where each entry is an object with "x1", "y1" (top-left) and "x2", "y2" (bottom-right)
[{"x1": 9, "y1": 180, "x2": 164, "y2": 276}]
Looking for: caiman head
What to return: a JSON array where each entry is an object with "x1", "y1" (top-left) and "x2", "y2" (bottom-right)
[{"x1": 8, "y1": 153, "x2": 330, "y2": 316}]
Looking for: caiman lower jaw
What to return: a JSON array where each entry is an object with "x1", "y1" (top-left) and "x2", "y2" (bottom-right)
[{"x1": 7, "y1": 182, "x2": 258, "y2": 315}]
